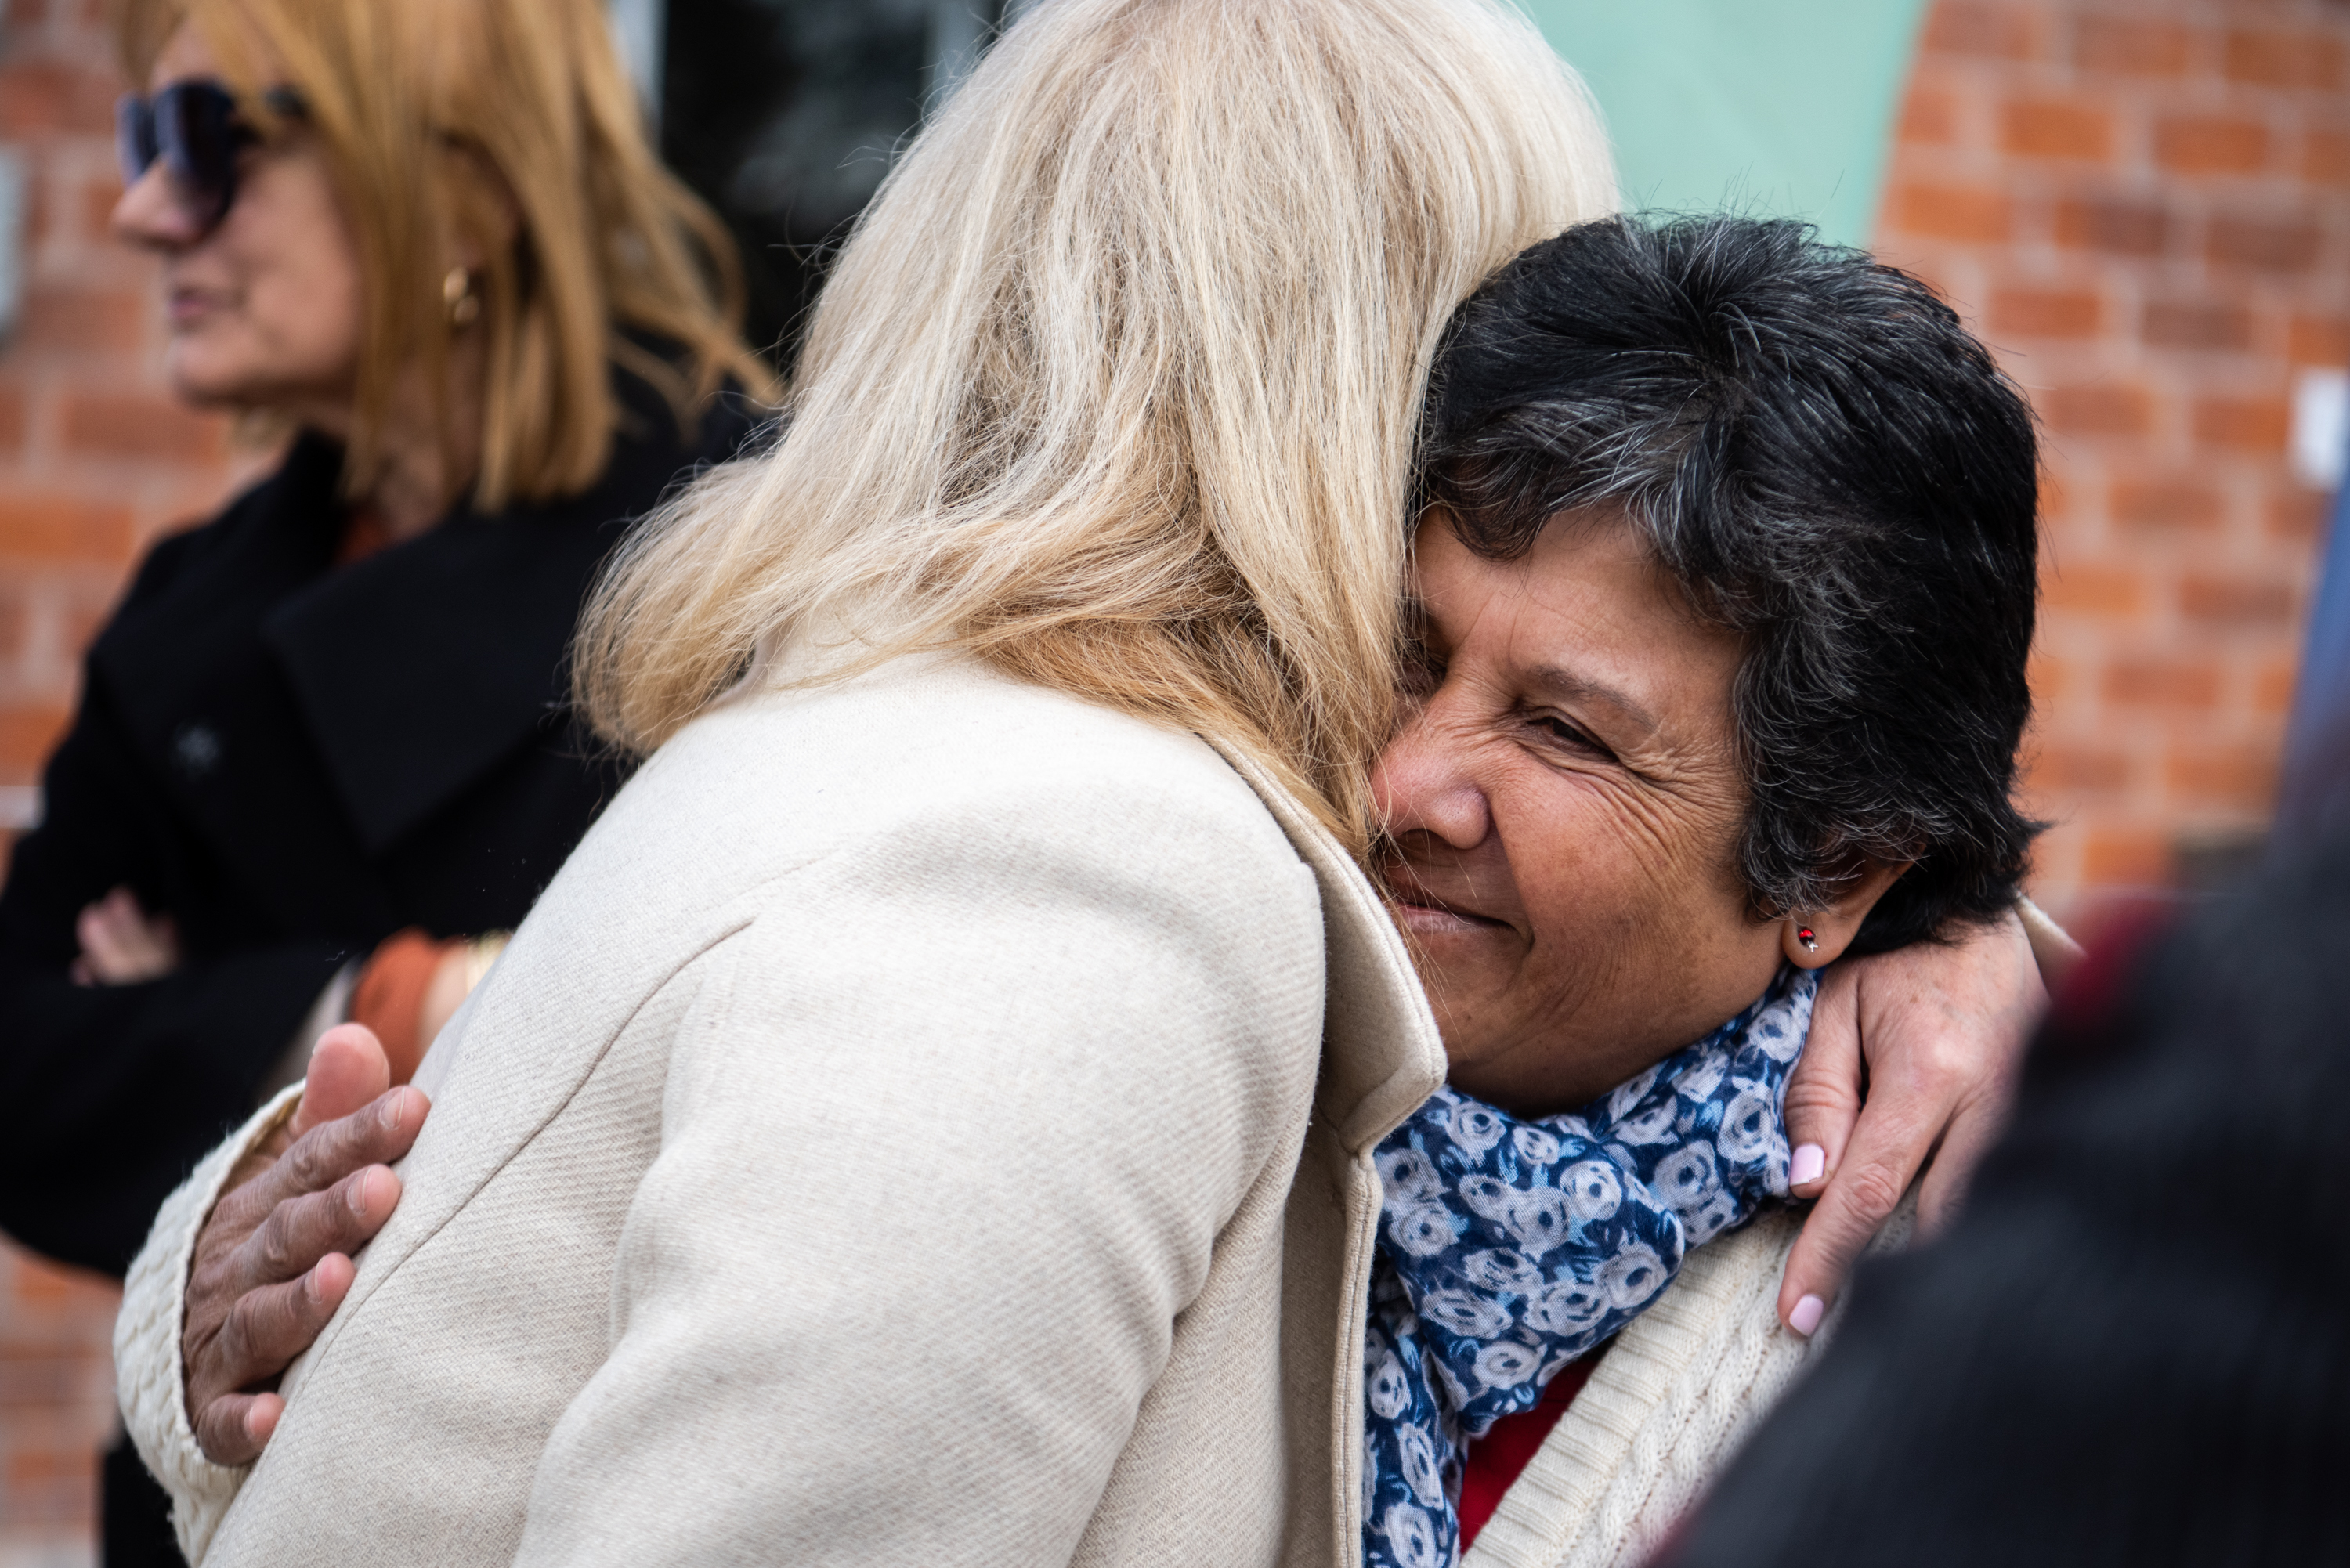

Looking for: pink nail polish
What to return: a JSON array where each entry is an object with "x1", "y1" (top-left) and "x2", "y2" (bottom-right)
[
  {"x1": 1790, "y1": 1143, "x2": 1825, "y2": 1187},
  {"x1": 1788, "y1": 1294, "x2": 1825, "y2": 1337}
]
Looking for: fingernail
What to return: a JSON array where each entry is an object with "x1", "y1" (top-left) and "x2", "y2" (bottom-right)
[
  {"x1": 380, "y1": 1095, "x2": 405, "y2": 1134},
  {"x1": 347, "y1": 1174, "x2": 371, "y2": 1216},
  {"x1": 1790, "y1": 1144, "x2": 1825, "y2": 1187},
  {"x1": 1788, "y1": 1294, "x2": 1826, "y2": 1337}
]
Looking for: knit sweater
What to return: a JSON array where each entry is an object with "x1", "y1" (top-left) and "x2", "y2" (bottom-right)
[{"x1": 1461, "y1": 1192, "x2": 1917, "y2": 1568}]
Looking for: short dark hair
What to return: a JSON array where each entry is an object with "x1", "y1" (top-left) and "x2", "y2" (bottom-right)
[{"x1": 1419, "y1": 215, "x2": 2041, "y2": 952}]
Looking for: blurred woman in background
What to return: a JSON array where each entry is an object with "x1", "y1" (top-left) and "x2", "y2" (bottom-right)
[{"x1": 0, "y1": 0, "x2": 768, "y2": 1556}]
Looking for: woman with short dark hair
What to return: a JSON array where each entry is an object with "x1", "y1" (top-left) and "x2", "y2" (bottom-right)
[{"x1": 1366, "y1": 215, "x2": 2050, "y2": 1566}]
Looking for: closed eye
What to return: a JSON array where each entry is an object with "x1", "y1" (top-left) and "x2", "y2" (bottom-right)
[{"x1": 1524, "y1": 710, "x2": 1618, "y2": 764}]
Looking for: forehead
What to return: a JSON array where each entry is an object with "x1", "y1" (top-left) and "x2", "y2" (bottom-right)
[{"x1": 151, "y1": 22, "x2": 223, "y2": 84}]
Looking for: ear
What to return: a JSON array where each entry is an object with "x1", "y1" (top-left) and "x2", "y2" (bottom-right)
[
  {"x1": 436, "y1": 143, "x2": 521, "y2": 273},
  {"x1": 1781, "y1": 861, "x2": 1911, "y2": 969}
]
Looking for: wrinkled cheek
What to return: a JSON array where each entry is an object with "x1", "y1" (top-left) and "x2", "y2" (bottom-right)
[{"x1": 1401, "y1": 927, "x2": 1524, "y2": 1057}]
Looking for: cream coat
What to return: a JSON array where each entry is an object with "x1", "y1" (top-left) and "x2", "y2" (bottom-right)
[{"x1": 116, "y1": 652, "x2": 1449, "y2": 1568}]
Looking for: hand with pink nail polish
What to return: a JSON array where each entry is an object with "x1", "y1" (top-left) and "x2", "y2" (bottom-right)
[
  {"x1": 1774, "y1": 907, "x2": 2049, "y2": 1335},
  {"x1": 181, "y1": 1024, "x2": 428, "y2": 1465}
]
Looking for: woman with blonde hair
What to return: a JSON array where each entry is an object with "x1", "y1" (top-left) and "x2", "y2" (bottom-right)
[
  {"x1": 110, "y1": 2, "x2": 2044, "y2": 1563},
  {"x1": 0, "y1": 0, "x2": 763, "y2": 1555}
]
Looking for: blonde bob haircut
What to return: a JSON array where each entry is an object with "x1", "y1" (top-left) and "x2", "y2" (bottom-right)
[
  {"x1": 579, "y1": 0, "x2": 1616, "y2": 851},
  {"x1": 118, "y1": 0, "x2": 774, "y2": 511}
]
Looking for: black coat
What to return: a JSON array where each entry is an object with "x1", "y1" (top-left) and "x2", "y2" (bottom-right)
[{"x1": 0, "y1": 373, "x2": 757, "y2": 1276}]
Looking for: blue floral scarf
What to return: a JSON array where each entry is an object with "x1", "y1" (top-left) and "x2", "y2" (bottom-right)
[{"x1": 1361, "y1": 966, "x2": 1817, "y2": 1568}]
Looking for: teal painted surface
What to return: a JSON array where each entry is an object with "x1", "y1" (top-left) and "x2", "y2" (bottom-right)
[{"x1": 1523, "y1": 0, "x2": 1931, "y2": 248}]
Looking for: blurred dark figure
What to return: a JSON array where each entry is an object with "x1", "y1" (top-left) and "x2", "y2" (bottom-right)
[
  {"x1": 1662, "y1": 836, "x2": 2350, "y2": 1566},
  {"x1": 663, "y1": 0, "x2": 1012, "y2": 359}
]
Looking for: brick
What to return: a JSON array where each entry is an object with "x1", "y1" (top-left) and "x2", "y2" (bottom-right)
[
  {"x1": 56, "y1": 590, "x2": 113, "y2": 667},
  {"x1": 58, "y1": 392, "x2": 226, "y2": 464},
  {"x1": 1898, "y1": 83, "x2": 1961, "y2": 147},
  {"x1": 2168, "y1": 749, "x2": 2279, "y2": 811},
  {"x1": 2074, "y1": 16, "x2": 2193, "y2": 78},
  {"x1": 2225, "y1": 28, "x2": 2345, "y2": 92},
  {"x1": 6, "y1": 1451, "x2": 96, "y2": 1526},
  {"x1": 2030, "y1": 744, "x2": 2131, "y2": 795},
  {"x1": 2290, "y1": 314, "x2": 2350, "y2": 365},
  {"x1": 0, "y1": 61, "x2": 117, "y2": 138},
  {"x1": 0, "y1": 496, "x2": 136, "y2": 561},
  {"x1": 9, "y1": 285, "x2": 148, "y2": 356},
  {"x1": 0, "y1": 385, "x2": 25, "y2": 452},
  {"x1": 2267, "y1": 485, "x2": 2329, "y2": 543},
  {"x1": 2028, "y1": 650, "x2": 2075, "y2": 703},
  {"x1": 2110, "y1": 478, "x2": 2222, "y2": 533},
  {"x1": 2081, "y1": 826, "x2": 2171, "y2": 886},
  {"x1": 0, "y1": 706, "x2": 71, "y2": 777},
  {"x1": 2193, "y1": 396, "x2": 2290, "y2": 454},
  {"x1": 2143, "y1": 300, "x2": 2253, "y2": 353},
  {"x1": 2055, "y1": 196, "x2": 2171, "y2": 257},
  {"x1": 2041, "y1": 384, "x2": 2154, "y2": 438},
  {"x1": 2153, "y1": 115, "x2": 2269, "y2": 176},
  {"x1": 2254, "y1": 656, "x2": 2301, "y2": 716},
  {"x1": 1990, "y1": 285, "x2": 2102, "y2": 339},
  {"x1": 2302, "y1": 128, "x2": 2350, "y2": 187},
  {"x1": 1888, "y1": 182, "x2": 2013, "y2": 244},
  {"x1": 2041, "y1": 561, "x2": 2147, "y2": 616},
  {"x1": 2037, "y1": 464, "x2": 2076, "y2": 523},
  {"x1": 1925, "y1": 2, "x2": 2042, "y2": 61},
  {"x1": 2002, "y1": 98, "x2": 2114, "y2": 161},
  {"x1": 81, "y1": 177, "x2": 129, "y2": 245},
  {"x1": 2180, "y1": 574, "x2": 2295, "y2": 628},
  {"x1": 2207, "y1": 215, "x2": 2323, "y2": 273},
  {"x1": 2103, "y1": 659, "x2": 2220, "y2": 709}
]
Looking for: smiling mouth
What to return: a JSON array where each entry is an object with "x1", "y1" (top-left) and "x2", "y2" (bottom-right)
[
  {"x1": 167, "y1": 287, "x2": 230, "y2": 324},
  {"x1": 1376, "y1": 860, "x2": 1509, "y2": 934}
]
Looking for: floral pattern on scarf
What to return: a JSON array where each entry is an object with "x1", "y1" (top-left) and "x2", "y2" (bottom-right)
[{"x1": 1361, "y1": 966, "x2": 1816, "y2": 1568}]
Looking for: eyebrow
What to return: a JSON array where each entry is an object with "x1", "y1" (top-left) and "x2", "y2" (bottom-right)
[{"x1": 1524, "y1": 663, "x2": 1661, "y2": 739}]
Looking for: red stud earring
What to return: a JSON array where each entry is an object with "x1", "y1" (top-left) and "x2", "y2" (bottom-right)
[{"x1": 1796, "y1": 927, "x2": 1818, "y2": 953}]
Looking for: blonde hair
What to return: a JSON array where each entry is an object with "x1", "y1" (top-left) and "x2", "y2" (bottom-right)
[
  {"x1": 578, "y1": 0, "x2": 1616, "y2": 850},
  {"x1": 120, "y1": 0, "x2": 775, "y2": 510}
]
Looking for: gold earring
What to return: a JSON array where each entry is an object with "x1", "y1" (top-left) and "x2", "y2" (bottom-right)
[{"x1": 443, "y1": 266, "x2": 479, "y2": 327}]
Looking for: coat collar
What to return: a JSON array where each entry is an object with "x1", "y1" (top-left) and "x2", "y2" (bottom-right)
[
  {"x1": 97, "y1": 376, "x2": 759, "y2": 858},
  {"x1": 1205, "y1": 744, "x2": 1448, "y2": 1154}
]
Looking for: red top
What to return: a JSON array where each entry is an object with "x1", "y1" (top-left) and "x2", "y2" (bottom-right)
[{"x1": 1456, "y1": 1353, "x2": 1601, "y2": 1551}]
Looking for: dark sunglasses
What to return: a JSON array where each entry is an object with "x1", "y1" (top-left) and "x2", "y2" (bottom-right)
[{"x1": 116, "y1": 80, "x2": 307, "y2": 234}]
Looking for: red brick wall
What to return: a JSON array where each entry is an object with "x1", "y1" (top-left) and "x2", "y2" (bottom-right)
[
  {"x1": 0, "y1": 1245, "x2": 117, "y2": 1564},
  {"x1": 2, "y1": 0, "x2": 2345, "y2": 1559},
  {"x1": 2, "y1": 1, "x2": 244, "y2": 1560},
  {"x1": 1875, "y1": 0, "x2": 2350, "y2": 916}
]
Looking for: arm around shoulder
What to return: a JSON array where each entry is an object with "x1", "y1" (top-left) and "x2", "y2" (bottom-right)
[{"x1": 114, "y1": 1085, "x2": 304, "y2": 1566}]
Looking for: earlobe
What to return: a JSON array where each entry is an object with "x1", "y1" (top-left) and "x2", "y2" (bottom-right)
[
  {"x1": 1781, "y1": 861, "x2": 1913, "y2": 969},
  {"x1": 1781, "y1": 916, "x2": 1833, "y2": 970}
]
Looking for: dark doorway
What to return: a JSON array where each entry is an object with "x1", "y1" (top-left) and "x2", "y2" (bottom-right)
[{"x1": 660, "y1": 1, "x2": 1010, "y2": 374}]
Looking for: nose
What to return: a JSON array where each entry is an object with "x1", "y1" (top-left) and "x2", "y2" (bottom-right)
[
  {"x1": 1371, "y1": 692, "x2": 1493, "y2": 852},
  {"x1": 110, "y1": 162, "x2": 206, "y2": 251}
]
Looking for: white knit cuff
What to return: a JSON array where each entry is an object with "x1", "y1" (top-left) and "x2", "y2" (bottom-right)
[{"x1": 114, "y1": 1083, "x2": 304, "y2": 1565}]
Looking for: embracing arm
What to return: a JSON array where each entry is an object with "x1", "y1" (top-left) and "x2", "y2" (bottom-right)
[
  {"x1": 114, "y1": 1025, "x2": 423, "y2": 1563},
  {"x1": 1774, "y1": 901, "x2": 2081, "y2": 1331},
  {"x1": 514, "y1": 795, "x2": 1324, "y2": 1565}
]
